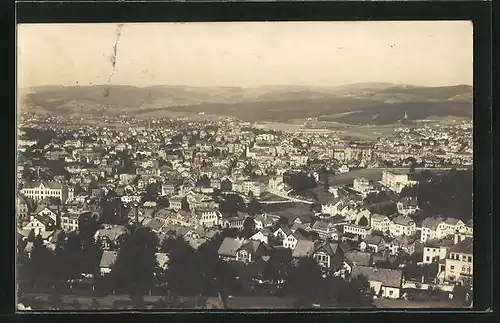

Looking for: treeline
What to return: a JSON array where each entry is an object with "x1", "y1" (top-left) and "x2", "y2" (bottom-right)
[
  {"x1": 18, "y1": 225, "x2": 373, "y2": 308},
  {"x1": 400, "y1": 169, "x2": 472, "y2": 222}
]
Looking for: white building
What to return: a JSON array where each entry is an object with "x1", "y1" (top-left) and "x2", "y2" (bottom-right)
[
  {"x1": 343, "y1": 223, "x2": 371, "y2": 239},
  {"x1": 380, "y1": 171, "x2": 416, "y2": 193},
  {"x1": 420, "y1": 217, "x2": 447, "y2": 242},
  {"x1": 389, "y1": 215, "x2": 416, "y2": 237},
  {"x1": 422, "y1": 238, "x2": 455, "y2": 264},
  {"x1": 370, "y1": 213, "x2": 391, "y2": 233},
  {"x1": 353, "y1": 177, "x2": 371, "y2": 194},
  {"x1": 21, "y1": 181, "x2": 74, "y2": 203}
]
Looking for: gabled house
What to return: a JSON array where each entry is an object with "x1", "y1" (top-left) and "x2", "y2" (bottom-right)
[
  {"x1": 370, "y1": 213, "x2": 391, "y2": 234},
  {"x1": 360, "y1": 234, "x2": 387, "y2": 253},
  {"x1": 293, "y1": 215, "x2": 313, "y2": 226},
  {"x1": 196, "y1": 209, "x2": 221, "y2": 228},
  {"x1": 282, "y1": 229, "x2": 309, "y2": 250},
  {"x1": 23, "y1": 214, "x2": 56, "y2": 235},
  {"x1": 311, "y1": 241, "x2": 345, "y2": 272},
  {"x1": 217, "y1": 237, "x2": 267, "y2": 264},
  {"x1": 34, "y1": 206, "x2": 59, "y2": 222},
  {"x1": 253, "y1": 213, "x2": 279, "y2": 230},
  {"x1": 94, "y1": 225, "x2": 128, "y2": 250},
  {"x1": 420, "y1": 217, "x2": 446, "y2": 242},
  {"x1": 442, "y1": 237, "x2": 473, "y2": 284},
  {"x1": 273, "y1": 226, "x2": 292, "y2": 241},
  {"x1": 389, "y1": 234, "x2": 418, "y2": 255},
  {"x1": 443, "y1": 218, "x2": 466, "y2": 236},
  {"x1": 250, "y1": 228, "x2": 274, "y2": 245},
  {"x1": 291, "y1": 240, "x2": 316, "y2": 259},
  {"x1": 389, "y1": 215, "x2": 416, "y2": 237},
  {"x1": 343, "y1": 251, "x2": 373, "y2": 273},
  {"x1": 423, "y1": 238, "x2": 455, "y2": 264},
  {"x1": 351, "y1": 266, "x2": 403, "y2": 299},
  {"x1": 396, "y1": 197, "x2": 419, "y2": 215}
]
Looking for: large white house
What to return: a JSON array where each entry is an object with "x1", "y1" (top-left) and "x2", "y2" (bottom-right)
[
  {"x1": 420, "y1": 217, "x2": 447, "y2": 242},
  {"x1": 21, "y1": 181, "x2": 74, "y2": 203},
  {"x1": 389, "y1": 215, "x2": 416, "y2": 237},
  {"x1": 370, "y1": 213, "x2": 391, "y2": 233},
  {"x1": 380, "y1": 171, "x2": 417, "y2": 193}
]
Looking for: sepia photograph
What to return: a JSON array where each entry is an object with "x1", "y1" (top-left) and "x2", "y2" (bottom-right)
[{"x1": 16, "y1": 21, "x2": 473, "y2": 311}]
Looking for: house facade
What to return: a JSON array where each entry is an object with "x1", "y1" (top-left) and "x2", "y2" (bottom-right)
[
  {"x1": 443, "y1": 238, "x2": 473, "y2": 284},
  {"x1": 21, "y1": 181, "x2": 74, "y2": 203},
  {"x1": 389, "y1": 215, "x2": 416, "y2": 237}
]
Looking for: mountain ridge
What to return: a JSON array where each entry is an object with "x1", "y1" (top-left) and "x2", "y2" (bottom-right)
[{"x1": 19, "y1": 83, "x2": 472, "y2": 125}]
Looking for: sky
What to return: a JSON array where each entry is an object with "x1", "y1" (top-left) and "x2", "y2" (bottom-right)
[{"x1": 17, "y1": 21, "x2": 473, "y2": 89}]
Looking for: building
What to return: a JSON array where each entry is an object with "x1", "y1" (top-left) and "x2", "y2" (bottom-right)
[
  {"x1": 420, "y1": 217, "x2": 446, "y2": 242},
  {"x1": 442, "y1": 237, "x2": 473, "y2": 284},
  {"x1": 380, "y1": 171, "x2": 416, "y2": 193},
  {"x1": 217, "y1": 237, "x2": 267, "y2": 264},
  {"x1": 23, "y1": 214, "x2": 56, "y2": 236},
  {"x1": 311, "y1": 241, "x2": 345, "y2": 272},
  {"x1": 21, "y1": 181, "x2": 74, "y2": 203},
  {"x1": 353, "y1": 177, "x2": 371, "y2": 194},
  {"x1": 169, "y1": 196, "x2": 183, "y2": 211},
  {"x1": 443, "y1": 218, "x2": 466, "y2": 236},
  {"x1": 360, "y1": 234, "x2": 387, "y2": 253},
  {"x1": 389, "y1": 215, "x2": 416, "y2": 237},
  {"x1": 17, "y1": 195, "x2": 31, "y2": 219},
  {"x1": 370, "y1": 214, "x2": 391, "y2": 233},
  {"x1": 197, "y1": 208, "x2": 221, "y2": 228},
  {"x1": 250, "y1": 228, "x2": 274, "y2": 245},
  {"x1": 351, "y1": 266, "x2": 403, "y2": 299},
  {"x1": 396, "y1": 197, "x2": 420, "y2": 215},
  {"x1": 60, "y1": 212, "x2": 83, "y2": 231},
  {"x1": 342, "y1": 223, "x2": 371, "y2": 239},
  {"x1": 282, "y1": 230, "x2": 309, "y2": 250},
  {"x1": 161, "y1": 183, "x2": 176, "y2": 196},
  {"x1": 422, "y1": 238, "x2": 455, "y2": 264},
  {"x1": 221, "y1": 215, "x2": 247, "y2": 230}
]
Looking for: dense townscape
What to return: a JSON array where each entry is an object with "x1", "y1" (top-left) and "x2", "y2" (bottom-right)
[{"x1": 16, "y1": 112, "x2": 473, "y2": 310}]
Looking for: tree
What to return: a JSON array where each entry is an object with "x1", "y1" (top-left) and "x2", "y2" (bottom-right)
[
  {"x1": 163, "y1": 238, "x2": 202, "y2": 296},
  {"x1": 220, "y1": 179, "x2": 233, "y2": 192},
  {"x1": 323, "y1": 178, "x2": 330, "y2": 191},
  {"x1": 110, "y1": 227, "x2": 159, "y2": 300},
  {"x1": 219, "y1": 194, "x2": 245, "y2": 216},
  {"x1": 27, "y1": 229, "x2": 36, "y2": 242},
  {"x1": 242, "y1": 217, "x2": 256, "y2": 238},
  {"x1": 246, "y1": 199, "x2": 262, "y2": 216},
  {"x1": 157, "y1": 197, "x2": 170, "y2": 208},
  {"x1": 283, "y1": 257, "x2": 324, "y2": 307},
  {"x1": 26, "y1": 235, "x2": 55, "y2": 291},
  {"x1": 283, "y1": 172, "x2": 316, "y2": 194},
  {"x1": 181, "y1": 197, "x2": 190, "y2": 212}
]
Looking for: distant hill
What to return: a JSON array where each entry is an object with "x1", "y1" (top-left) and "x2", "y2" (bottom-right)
[{"x1": 19, "y1": 83, "x2": 472, "y2": 125}]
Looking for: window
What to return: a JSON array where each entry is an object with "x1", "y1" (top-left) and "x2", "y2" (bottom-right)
[
  {"x1": 462, "y1": 255, "x2": 467, "y2": 261},
  {"x1": 468, "y1": 256, "x2": 472, "y2": 263},
  {"x1": 426, "y1": 256, "x2": 430, "y2": 261},
  {"x1": 450, "y1": 265, "x2": 455, "y2": 271},
  {"x1": 389, "y1": 290, "x2": 393, "y2": 296}
]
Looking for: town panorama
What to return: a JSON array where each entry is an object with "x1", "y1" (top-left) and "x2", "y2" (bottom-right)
[{"x1": 16, "y1": 110, "x2": 473, "y2": 310}]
